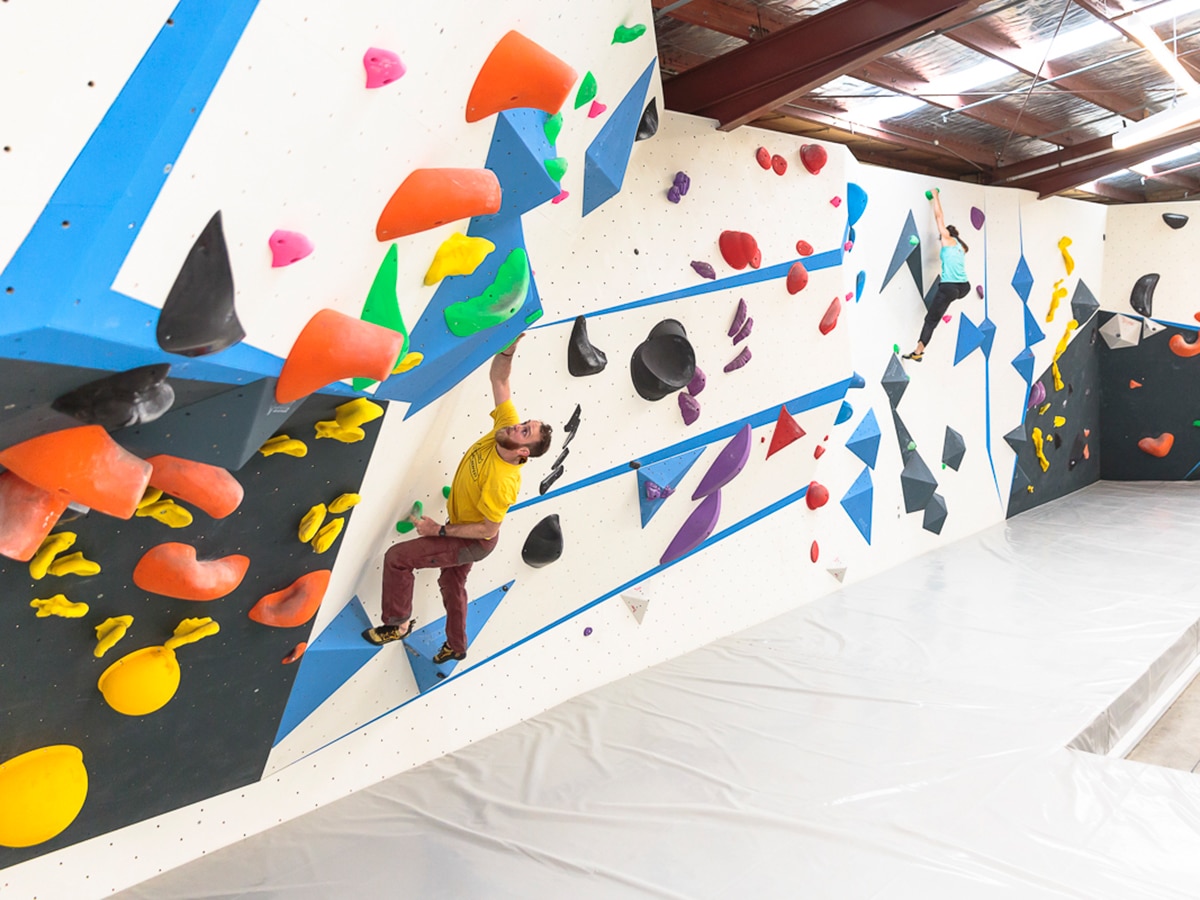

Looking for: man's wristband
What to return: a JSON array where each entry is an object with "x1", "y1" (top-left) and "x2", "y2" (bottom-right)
[{"x1": 438, "y1": 524, "x2": 447, "y2": 537}]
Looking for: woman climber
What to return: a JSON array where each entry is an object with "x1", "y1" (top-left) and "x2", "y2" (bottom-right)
[{"x1": 903, "y1": 188, "x2": 970, "y2": 362}]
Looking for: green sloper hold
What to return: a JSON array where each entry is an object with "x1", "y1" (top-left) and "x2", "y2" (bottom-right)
[
  {"x1": 575, "y1": 71, "x2": 597, "y2": 109},
  {"x1": 545, "y1": 157, "x2": 568, "y2": 181},
  {"x1": 444, "y1": 249, "x2": 530, "y2": 337},
  {"x1": 613, "y1": 24, "x2": 647, "y2": 43},
  {"x1": 353, "y1": 244, "x2": 409, "y2": 390},
  {"x1": 544, "y1": 112, "x2": 563, "y2": 147}
]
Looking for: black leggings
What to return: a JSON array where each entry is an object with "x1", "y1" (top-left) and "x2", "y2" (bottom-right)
[{"x1": 919, "y1": 281, "x2": 970, "y2": 346}]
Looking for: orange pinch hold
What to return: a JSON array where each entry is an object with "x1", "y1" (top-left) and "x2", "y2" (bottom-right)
[
  {"x1": 1129, "y1": 379, "x2": 1143, "y2": 389},
  {"x1": 1169, "y1": 333, "x2": 1200, "y2": 358},
  {"x1": 0, "y1": 471, "x2": 70, "y2": 562},
  {"x1": 465, "y1": 31, "x2": 577, "y2": 123},
  {"x1": 1137, "y1": 433, "x2": 1174, "y2": 458},
  {"x1": 282, "y1": 642, "x2": 308, "y2": 664},
  {"x1": 376, "y1": 169, "x2": 501, "y2": 241},
  {"x1": 276, "y1": 309, "x2": 406, "y2": 404},
  {"x1": 0, "y1": 425, "x2": 151, "y2": 519},
  {"x1": 133, "y1": 542, "x2": 250, "y2": 601},
  {"x1": 147, "y1": 455, "x2": 244, "y2": 519},
  {"x1": 249, "y1": 570, "x2": 332, "y2": 628}
]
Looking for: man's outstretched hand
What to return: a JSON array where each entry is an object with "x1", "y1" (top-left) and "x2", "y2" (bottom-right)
[{"x1": 414, "y1": 516, "x2": 443, "y2": 538}]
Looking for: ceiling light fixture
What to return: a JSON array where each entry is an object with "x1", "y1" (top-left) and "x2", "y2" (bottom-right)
[{"x1": 1111, "y1": 94, "x2": 1200, "y2": 149}]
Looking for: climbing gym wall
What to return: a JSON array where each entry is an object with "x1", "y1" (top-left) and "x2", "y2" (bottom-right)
[{"x1": 0, "y1": 1, "x2": 1126, "y2": 896}]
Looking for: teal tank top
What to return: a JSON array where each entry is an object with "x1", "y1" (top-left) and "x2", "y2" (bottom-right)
[{"x1": 940, "y1": 241, "x2": 967, "y2": 283}]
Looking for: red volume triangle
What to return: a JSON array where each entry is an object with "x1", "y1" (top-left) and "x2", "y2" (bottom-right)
[{"x1": 766, "y1": 406, "x2": 805, "y2": 459}]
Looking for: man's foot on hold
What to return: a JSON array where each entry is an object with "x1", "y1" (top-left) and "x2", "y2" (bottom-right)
[
  {"x1": 362, "y1": 619, "x2": 415, "y2": 645},
  {"x1": 432, "y1": 641, "x2": 466, "y2": 664},
  {"x1": 902, "y1": 350, "x2": 923, "y2": 362}
]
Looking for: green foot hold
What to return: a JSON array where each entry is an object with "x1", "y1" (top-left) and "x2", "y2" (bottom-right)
[
  {"x1": 524, "y1": 308, "x2": 544, "y2": 325},
  {"x1": 613, "y1": 24, "x2": 646, "y2": 43},
  {"x1": 442, "y1": 485, "x2": 451, "y2": 499},
  {"x1": 925, "y1": 190, "x2": 934, "y2": 200},
  {"x1": 907, "y1": 441, "x2": 916, "y2": 451},
  {"x1": 575, "y1": 71, "x2": 597, "y2": 109},
  {"x1": 395, "y1": 499, "x2": 424, "y2": 534},
  {"x1": 544, "y1": 112, "x2": 563, "y2": 146},
  {"x1": 893, "y1": 344, "x2": 900, "y2": 354},
  {"x1": 444, "y1": 248, "x2": 530, "y2": 337},
  {"x1": 544, "y1": 157, "x2": 568, "y2": 182},
  {"x1": 908, "y1": 235, "x2": 920, "y2": 246}
]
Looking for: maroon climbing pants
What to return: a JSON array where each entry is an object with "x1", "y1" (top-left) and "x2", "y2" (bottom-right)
[{"x1": 381, "y1": 534, "x2": 498, "y2": 654}]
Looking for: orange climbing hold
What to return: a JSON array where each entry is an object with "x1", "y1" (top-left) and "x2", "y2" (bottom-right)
[
  {"x1": 0, "y1": 425, "x2": 151, "y2": 519},
  {"x1": 766, "y1": 406, "x2": 805, "y2": 459},
  {"x1": 147, "y1": 455, "x2": 244, "y2": 519},
  {"x1": 465, "y1": 31, "x2": 577, "y2": 123},
  {"x1": 0, "y1": 472, "x2": 70, "y2": 562},
  {"x1": 376, "y1": 169, "x2": 501, "y2": 241},
  {"x1": 276, "y1": 309, "x2": 406, "y2": 403},
  {"x1": 248, "y1": 570, "x2": 332, "y2": 628},
  {"x1": 282, "y1": 642, "x2": 308, "y2": 664},
  {"x1": 133, "y1": 543, "x2": 250, "y2": 601},
  {"x1": 1169, "y1": 333, "x2": 1200, "y2": 358},
  {"x1": 1138, "y1": 433, "x2": 1174, "y2": 458},
  {"x1": 1130, "y1": 379, "x2": 1143, "y2": 389}
]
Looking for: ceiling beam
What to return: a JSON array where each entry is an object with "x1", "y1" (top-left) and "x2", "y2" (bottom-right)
[
  {"x1": 1082, "y1": 180, "x2": 1144, "y2": 202},
  {"x1": 988, "y1": 133, "x2": 1115, "y2": 180},
  {"x1": 1072, "y1": 0, "x2": 1200, "y2": 84},
  {"x1": 662, "y1": 0, "x2": 990, "y2": 131},
  {"x1": 651, "y1": 0, "x2": 793, "y2": 40}
]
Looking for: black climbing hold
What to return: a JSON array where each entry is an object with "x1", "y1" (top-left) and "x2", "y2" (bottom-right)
[
  {"x1": 1163, "y1": 213, "x2": 1189, "y2": 230},
  {"x1": 1070, "y1": 281, "x2": 1099, "y2": 325},
  {"x1": 881, "y1": 354, "x2": 909, "y2": 409},
  {"x1": 564, "y1": 404, "x2": 581, "y2": 434},
  {"x1": 900, "y1": 452, "x2": 938, "y2": 513},
  {"x1": 647, "y1": 319, "x2": 687, "y2": 341},
  {"x1": 52, "y1": 363, "x2": 175, "y2": 430},
  {"x1": 635, "y1": 97, "x2": 659, "y2": 142},
  {"x1": 922, "y1": 492, "x2": 947, "y2": 534},
  {"x1": 539, "y1": 464, "x2": 564, "y2": 495},
  {"x1": 568, "y1": 315, "x2": 608, "y2": 377},
  {"x1": 1129, "y1": 273, "x2": 1159, "y2": 318},
  {"x1": 631, "y1": 321, "x2": 696, "y2": 401},
  {"x1": 1069, "y1": 433, "x2": 1085, "y2": 470},
  {"x1": 892, "y1": 408, "x2": 916, "y2": 465},
  {"x1": 521, "y1": 514, "x2": 563, "y2": 568},
  {"x1": 157, "y1": 210, "x2": 245, "y2": 357},
  {"x1": 1003, "y1": 423, "x2": 1027, "y2": 454},
  {"x1": 629, "y1": 461, "x2": 641, "y2": 469},
  {"x1": 942, "y1": 426, "x2": 966, "y2": 471},
  {"x1": 550, "y1": 446, "x2": 569, "y2": 470}
]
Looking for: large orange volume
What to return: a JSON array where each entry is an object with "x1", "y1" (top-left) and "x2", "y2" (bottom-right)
[
  {"x1": 466, "y1": 31, "x2": 576, "y2": 123},
  {"x1": 275, "y1": 309, "x2": 406, "y2": 403},
  {"x1": 248, "y1": 570, "x2": 332, "y2": 628},
  {"x1": 133, "y1": 543, "x2": 250, "y2": 601},
  {"x1": 376, "y1": 169, "x2": 501, "y2": 241},
  {"x1": 0, "y1": 472, "x2": 70, "y2": 562},
  {"x1": 146, "y1": 455, "x2": 244, "y2": 519},
  {"x1": 0, "y1": 426, "x2": 151, "y2": 519}
]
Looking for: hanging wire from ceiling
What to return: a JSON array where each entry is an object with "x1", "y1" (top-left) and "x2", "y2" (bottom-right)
[{"x1": 996, "y1": 0, "x2": 1074, "y2": 165}]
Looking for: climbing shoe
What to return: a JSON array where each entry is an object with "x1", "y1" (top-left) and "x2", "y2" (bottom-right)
[
  {"x1": 902, "y1": 351, "x2": 923, "y2": 362},
  {"x1": 432, "y1": 641, "x2": 466, "y2": 664},
  {"x1": 362, "y1": 619, "x2": 415, "y2": 645}
]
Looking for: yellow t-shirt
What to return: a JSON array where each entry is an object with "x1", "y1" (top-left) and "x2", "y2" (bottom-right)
[{"x1": 447, "y1": 400, "x2": 522, "y2": 526}]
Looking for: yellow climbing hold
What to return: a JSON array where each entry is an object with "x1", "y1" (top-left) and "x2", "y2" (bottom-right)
[
  {"x1": 1058, "y1": 235, "x2": 1074, "y2": 275},
  {"x1": 260, "y1": 435, "x2": 308, "y2": 458},
  {"x1": 1052, "y1": 362, "x2": 1063, "y2": 392},
  {"x1": 1051, "y1": 319, "x2": 1078, "y2": 391},
  {"x1": 392, "y1": 351, "x2": 424, "y2": 374},
  {"x1": 1031, "y1": 426, "x2": 1049, "y2": 472},
  {"x1": 0, "y1": 744, "x2": 88, "y2": 848},
  {"x1": 1038, "y1": 402, "x2": 1051, "y2": 415},
  {"x1": 135, "y1": 498, "x2": 194, "y2": 529},
  {"x1": 163, "y1": 616, "x2": 220, "y2": 651},
  {"x1": 30, "y1": 594, "x2": 89, "y2": 619},
  {"x1": 298, "y1": 503, "x2": 327, "y2": 543},
  {"x1": 424, "y1": 233, "x2": 495, "y2": 285},
  {"x1": 312, "y1": 517, "x2": 344, "y2": 553},
  {"x1": 1053, "y1": 415, "x2": 1066, "y2": 428},
  {"x1": 94, "y1": 616, "x2": 133, "y2": 659},
  {"x1": 328, "y1": 493, "x2": 361, "y2": 514},
  {"x1": 314, "y1": 398, "x2": 384, "y2": 443},
  {"x1": 29, "y1": 532, "x2": 76, "y2": 580},
  {"x1": 1046, "y1": 278, "x2": 1067, "y2": 323},
  {"x1": 98, "y1": 618, "x2": 218, "y2": 716},
  {"x1": 137, "y1": 487, "x2": 164, "y2": 510},
  {"x1": 46, "y1": 552, "x2": 101, "y2": 578}
]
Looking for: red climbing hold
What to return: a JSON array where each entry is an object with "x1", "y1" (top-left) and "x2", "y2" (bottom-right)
[
  {"x1": 766, "y1": 405, "x2": 805, "y2": 459},
  {"x1": 249, "y1": 570, "x2": 332, "y2": 628},
  {"x1": 719, "y1": 231, "x2": 761, "y2": 270},
  {"x1": 786, "y1": 261, "x2": 809, "y2": 295},
  {"x1": 800, "y1": 144, "x2": 828, "y2": 175},
  {"x1": 276, "y1": 309, "x2": 406, "y2": 403},
  {"x1": 133, "y1": 543, "x2": 250, "y2": 601},
  {"x1": 755, "y1": 147, "x2": 772, "y2": 169},
  {"x1": 810, "y1": 541, "x2": 819, "y2": 563},
  {"x1": 805, "y1": 481, "x2": 830, "y2": 510},
  {"x1": 0, "y1": 471, "x2": 69, "y2": 562},
  {"x1": 813, "y1": 444, "x2": 826, "y2": 459},
  {"x1": 771, "y1": 154, "x2": 787, "y2": 175},
  {"x1": 795, "y1": 240, "x2": 814, "y2": 256},
  {"x1": 1138, "y1": 433, "x2": 1174, "y2": 457},
  {"x1": 819, "y1": 296, "x2": 841, "y2": 334},
  {"x1": 1130, "y1": 379, "x2": 1143, "y2": 389}
]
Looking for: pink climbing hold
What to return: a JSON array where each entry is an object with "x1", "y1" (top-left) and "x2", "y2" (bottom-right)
[
  {"x1": 819, "y1": 296, "x2": 840, "y2": 334},
  {"x1": 755, "y1": 147, "x2": 772, "y2": 169},
  {"x1": 552, "y1": 190, "x2": 570, "y2": 204},
  {"x1": 800, "y1": 144, "x2": 828, "y2": 175},
  {"x1": 805, "y1": 481, "x2": 830, "y2": 510},
  {"x1": 268, "y1": 230, "x2": 314, "y2": 268},
  {"x1": 829, "y1": 196, "x2": 842, "y2": 208},
  {"x1": 719, "y1": 231, "x2": 761, "y2": 270},
  {"x1": 724, "y1": 346, "x2": 751, "y2": 373},
  {"x1": 844, "y1": 292, "x2": 854, "y2": 302},
  {"x1": 363, "y1": 48, "x2": 406, "y2": 89},
  {"x1": 786, "y1": 262, "x2": 809, "y2": 295},
  {"x1": 678, "y1": 391, "x2": 700, "y2": 426},
  {"x1": 843, "y1": 240, "x2": 853, "y2": 252},
  {"x1": 588, "y1": 100, "x2": 607, "y2": 118},
  {"x1": 942, "y1": 314, "x2": 952, "y2": 323}
]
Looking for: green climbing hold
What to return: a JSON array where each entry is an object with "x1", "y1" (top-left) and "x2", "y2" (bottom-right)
[
  {"x1": 613, "y1": 24, "x2": 646, "y2": 43},
  {"x1": 925, "y1": 190, "x2": 934, "y2": 200},
  {"x1": 544, "y1": 112, "x2": 563, "y2": 146},
  {"x1": 907, "y1": 441, "x2": 916, "y2": 451},
  {"x1": 354, "y1": 244, "x2": 408, "y2": 390},
  {"x1": 444, "y1": 249, "x2": 530, "y2": 337},
  {"x1": 893, "y1": 344, "x2": 900, "y2": 353},
  {"x1": 1193, "y1": 420, "x2": 1200, "y2": 427},
  {"x1": 524, "y1": 308, "x2": 544, "y2": 325},
  {"x1": 908, "y1": 235, "x2": 920, "y2": 246},
  {"x1": 575, "y1": 71, "x2": 597, "y2": 109},
  {"x1": 396, "y1": 499, "x2": 424, "y2": 533},
  {"x1": 442, "y1": 485, "x2": 451, "y2": 499},
  {"x1": 544, "y1": 157, "x2": 568, "y2": 181}
]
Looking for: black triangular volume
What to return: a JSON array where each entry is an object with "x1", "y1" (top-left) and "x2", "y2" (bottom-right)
[{"x1": 157, "y1": 211, "x2": 245, "y2": 357}]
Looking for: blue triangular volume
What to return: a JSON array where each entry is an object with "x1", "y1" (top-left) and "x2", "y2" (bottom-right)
[
  {"x1": 835, "y1": 400, "x2": 853, "y2": 425},
  {"x1": 953, "y1": 313, "x2": 985, "y2": 365},
  {"x1": 404, "y1": 581, "x2": 512, "y2": 692},
  {"x1": 846, "y1": 182, "x2": 868, "y2": 227},
  {"x1": 978, "y1": 317, "x2": 996, "y2": 357},
  {"x1": 582, "y1": 59, "x2": 656, "y2": 217},
  {"x1": 881, "y1": 210, "x2": 921, "y2": 292},
  {"x1": 273, "y1": 596, "x2": 381, "y2": 746},
  {"x1": 840, "y1": 467, "x2": 873, "y2": 544},
  {"x1": 1011, "y1": 255, "x2": 1034, "y2": 303},
  {"x1": 1011, "y1": 347, "x2": 1035, "y2": 383},
  {"x1": 1023, "y1": 304, "x2": 1045, "y2": 346},
  {"x1": 637, "y1": 447, "x2": 706, "y2": 528},
  {"x1": 474, "y1": 109, "x2": 561, "y2": 226},
  {"x1": 846, "y1": 409, "x2": 881, "y2": 469}
]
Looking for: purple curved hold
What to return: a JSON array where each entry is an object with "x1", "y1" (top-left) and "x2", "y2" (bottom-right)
[
  {"x1": 723, "y1": 346, "x2": 752, "y2": 373},
  {"x1": 970, "y1": 206, "x2": 985, "y2": 230},
  {"x1": 976, "y1": 284, "x2": 984, "y2": 299},
  {"x1": 692, "y1": 423, "x2": 752, "y2": 501},
  {"x1": 691, "y1": 261, "x2": 716, "y2": 280},
  {"x1": 728, "y1": 298, "x2": 748, "y2": 337},
  {"x1": 679, "y1": 391, "x2": 701, "y2": 426},
  {"x1": 660, "y1": 490, "x2": 721, "y2": 566},
  {"x1": 686, "y1": 366, "x2": 706, "y2": 396},
  {"x1": 1027, "y1": 381, "x2": 1046, "y2": 409},
  {"x1": 644, "y1": 479, "x2": 674, "y2": 501},
  {"x1": 667, "y1": 186, "x2": 681, "y2": 204},
  {"x1": 674, "y1": 171, "x2": 690, "y2": 195},
  {"x1": 732, "y1": 316, "x2": 754, "y2": 344},
  {"x1": 583, "y1": 626, "x2": 593, "y2": 636}
]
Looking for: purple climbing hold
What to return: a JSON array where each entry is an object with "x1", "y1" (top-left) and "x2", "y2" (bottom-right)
[
  {"x1": 691, "y1": 261, "x2": 716, "y2": 280},
  {"x1": 679, "y1": 391, "x2": 701, "y2": 426},
  {"x1": 660, "y1": 490, "x2": 721, "y2": 566},
  {"x1": 970, "y1": 207, "x2": 985, "y2": 230},
  {"x1": 667, "y1": 186, "x2": 681, "y2": 203},
  {"x1": 728, "y1": 299, "x2": 748, "y2": 337},
  {"x1": 732, "y1": 316, "x2": 754, "y2": 345},
  {"x1": 1027, "y1": 381, "x2": 1046, "y2": 409},
  {"x1": 723, "y1": 346, "x2": 752, "y2": 373},
  {"x1": 686, "y1": 367, "x2": 706, "y2": 396},
  {"x1": 584, "y1": 627, "x2": 593, "y2": 636},
  {"x1": 363, "y1": 48, "x2": 406, "y2": 88},
  {"x1": 692, "y1": 423, "x2": 752, "y2": 500},
  {"x1": 674, "y1": 171, "x2": 690, "y2": 196},
  {"x1": 976, "y1": 284, "x2": 984, "y2": 299},
  {"x1": 644, "y1": 479, "x2": 674, "y2": 501}
]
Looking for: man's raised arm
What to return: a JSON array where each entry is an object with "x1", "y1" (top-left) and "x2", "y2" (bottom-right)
[{"x1": 489, "y1": 334, "x2": 522, "y2": 408}]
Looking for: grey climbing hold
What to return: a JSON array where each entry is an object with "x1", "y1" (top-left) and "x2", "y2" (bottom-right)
[
  {"x1": 53, "y1": 364, "x2": 175, "y2": 430},
  {"x1": 1003, "y1": 422, "x2": 1027, "y2": 455},
  {"x1": 900, "y1": 452, "x2": 938, "y2": 513},
  {"x1": 892, "y1": 408, "x2": 916, "y2": 465},
  {"x1": 631, "y1": 321, "x2": 696, "y2": 401},
  {"x1": 636, "y1": 97, "x2": 659, "y2": 141},
  {"x1": 881, "y1": 353, "x2": 909, "y2": 409},
  {"x1": 942, "y1": 426, "x2": 965, "y2": 471},
  {"x1": 1163, "y1": 213, "x2": 1189, "y2": 230},
  {"x1": 568, "y1": 315, "x2": 608, "y2": 376},
  {"x1": 521, "y1": 514, "x2": 563, "y2": 568},
  {"x1": 539, "y1": 465, "x2": 564, "y2": 495},
  {"x1": 1070, "y1": 281, "x2": 1099, "y2": 325},
  {"x1": 922, "y1": 492, "x2": 947, "y2": 534},
  {"x1": 157, "y1": 211, "x2": 245, "y2": 357},
  {"x1": 1129, "y1": 273, "x2": 1159, "y2": 317}
]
